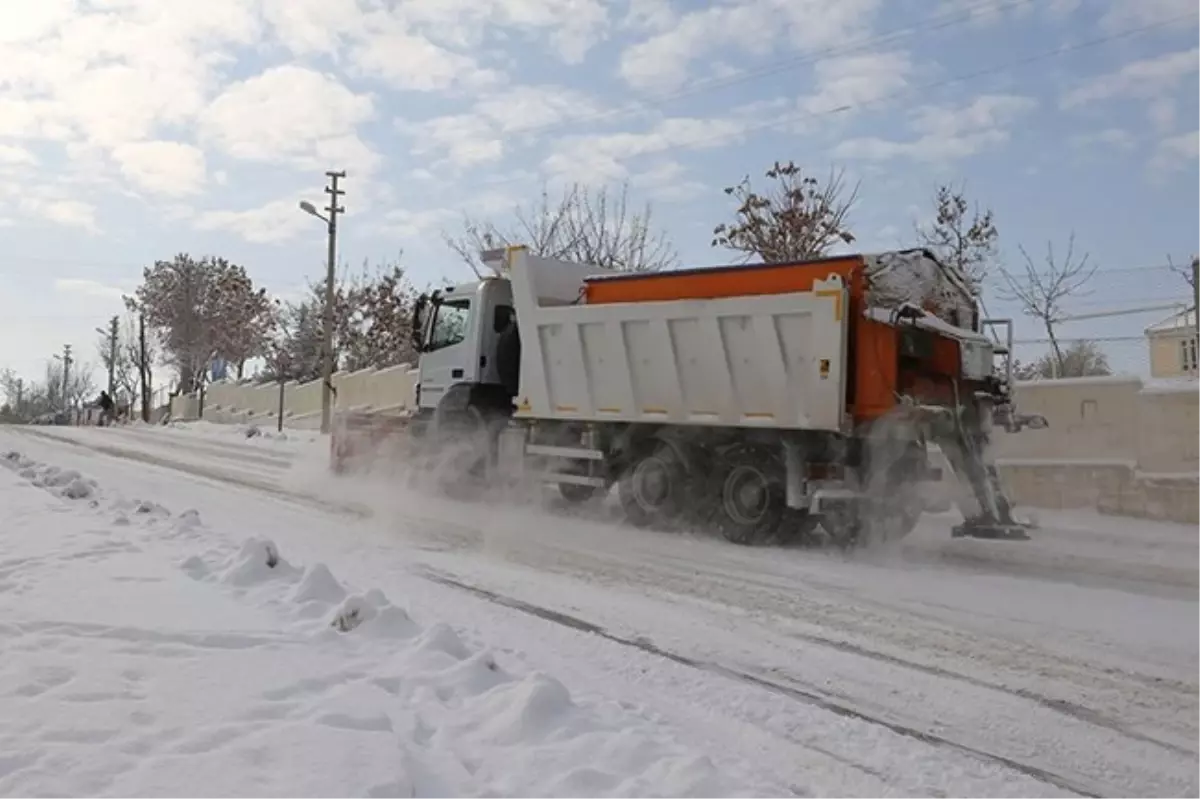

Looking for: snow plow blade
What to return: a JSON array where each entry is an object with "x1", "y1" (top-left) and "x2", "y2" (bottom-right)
[
  {"x1": 330, "y1": 411, "x2": 418, "y2": 475},
  {"x1": 951, "y1": 520, "x2": 1033, "y2": 541}
]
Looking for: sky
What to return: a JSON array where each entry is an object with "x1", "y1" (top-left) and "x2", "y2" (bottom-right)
[{"x1": 0, "y1": 0, "x2": 1197, "y2": 390}]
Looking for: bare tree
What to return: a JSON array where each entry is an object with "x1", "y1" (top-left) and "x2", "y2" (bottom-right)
[
  {"x1": 915, "y1": 183, "x2": 998, "y2": 295},
  {"x1": 41, "y1": 358, "x2": 97, "y2": 411},
  {"x1": 712, "y1": 161, "x2": 858, "y2": 263},
  {"x1": 0, "y1": 368, "x2": 24, "y2": 418},
  {"x1": 999, "y1": 233, "x2": 1097, "y2": 378},
  {"x1": 446, "y1": 182, "x2": 678, "y2": 273},
  {"x1": 1167, "y1": 253, "x2": 1198, "y2": 293},
  {"x1": 122, "y1": 299, "x2": 159, "y2": 422}
]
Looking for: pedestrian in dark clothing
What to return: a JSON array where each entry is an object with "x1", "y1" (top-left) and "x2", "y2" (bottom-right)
[{"x1": 97, "y1": 391, "x2": 114, "y2": 426}]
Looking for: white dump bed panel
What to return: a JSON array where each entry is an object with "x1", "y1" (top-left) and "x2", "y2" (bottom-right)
[{"x1": 506, "y1": 249, "x2": 850, "y2": 431}]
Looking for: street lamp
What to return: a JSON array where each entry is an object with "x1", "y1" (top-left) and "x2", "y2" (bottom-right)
[{"x1": 298, "y1": 171, "x2": 345, "y2": 435}]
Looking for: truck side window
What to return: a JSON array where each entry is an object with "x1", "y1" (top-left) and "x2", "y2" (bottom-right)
[{"x1": 428, "y1": 300, "x2": 470, "y2": 351}]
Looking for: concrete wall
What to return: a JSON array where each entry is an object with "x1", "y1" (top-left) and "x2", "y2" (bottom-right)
[
  {"x1": 993, "y1": 375, "x2": 1198, "y2": 524},
  {"x1": 170, "y1": 365, "x2": 418, "y2": 430}
]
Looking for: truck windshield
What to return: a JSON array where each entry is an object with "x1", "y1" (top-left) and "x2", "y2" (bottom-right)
[{"x1": 427, "y1": 298, "x2": 470, "y2": 352}]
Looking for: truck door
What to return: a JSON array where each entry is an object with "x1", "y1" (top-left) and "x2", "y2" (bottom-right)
[{"x1": 418, "y1": 296, "x2": 474, "y2": 411}]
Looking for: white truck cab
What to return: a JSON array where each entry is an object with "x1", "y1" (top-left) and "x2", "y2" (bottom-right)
[{"x1": 413, "y1": 277, "x2": 515, "y2": 413}]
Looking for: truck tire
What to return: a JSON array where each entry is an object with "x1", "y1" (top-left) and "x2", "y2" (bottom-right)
[
  {"x1": 617, "y1": 444, "x2": 687, "y2": 529},
  {"x1": 712, "y1": 446, "x2": 785, "y2": 546}
]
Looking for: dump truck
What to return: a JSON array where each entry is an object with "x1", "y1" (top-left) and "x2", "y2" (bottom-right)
[{"x1": 331, "y1": 245, "x2": 1046, "y2": 548}]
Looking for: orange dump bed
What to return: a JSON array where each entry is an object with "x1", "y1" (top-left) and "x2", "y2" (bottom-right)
[
  {"x1": 582, "y1": 255, "x2": 866, "y2": 305},
  {"x1": 583, "y1": 255, "x2": 964, "y2": 424}
]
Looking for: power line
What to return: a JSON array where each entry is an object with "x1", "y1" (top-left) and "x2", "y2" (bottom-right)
[
  {"x1": 463, "y1": 10, "x2": 1199, "y2": 194},
  {"x1": 501, "y1": 0, "x2": 1035, "y2": 139},
  {"x1": 1013, "y1": 335, "x2": 1146, "y2": 344}
]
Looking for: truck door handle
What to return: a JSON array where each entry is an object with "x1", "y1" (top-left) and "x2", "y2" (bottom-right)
[{"x1": 451, "y1": 368, "x2": 463, "y2": 379}]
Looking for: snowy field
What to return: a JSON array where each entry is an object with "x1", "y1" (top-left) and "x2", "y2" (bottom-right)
[{"x1": 0, "y1": 422, "x2": 1196, "y2": 797}]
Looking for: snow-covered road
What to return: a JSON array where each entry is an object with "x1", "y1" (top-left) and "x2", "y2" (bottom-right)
[{"x1": 2, "y1": 422, "x2": 1197, "y2": 797}]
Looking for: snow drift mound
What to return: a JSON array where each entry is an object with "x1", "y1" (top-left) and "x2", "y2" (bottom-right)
[
  {"x1": 3, "y1": 450, "x2": 98, "y2": 500},
  {"x1": 167, "y1": 533, "x2": 770, "y2": 796}
]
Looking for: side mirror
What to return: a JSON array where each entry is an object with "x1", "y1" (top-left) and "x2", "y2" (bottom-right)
[{"x1": 411, "y1": 294, "x2": 428, "y2": 351}]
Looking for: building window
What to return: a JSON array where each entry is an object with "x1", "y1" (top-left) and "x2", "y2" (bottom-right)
[{"x1": 1180, "y1": 337, "x2": 1198, "y2": 373}]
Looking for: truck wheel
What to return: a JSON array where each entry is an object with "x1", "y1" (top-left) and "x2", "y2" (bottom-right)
[
  {"x1": 617, "y1": 445, "x2": 686, "y2": 529},
  {"x1": 713, "y1": 447, "x2": 785, "y2": 546}
]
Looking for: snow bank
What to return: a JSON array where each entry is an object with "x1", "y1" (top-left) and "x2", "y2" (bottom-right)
[
  {"x1": 0, "y1": 449, "x2": 770, "y2": 798},
  {"x1": 3, "y1": 449, "x2": 98, "y2": 501}
]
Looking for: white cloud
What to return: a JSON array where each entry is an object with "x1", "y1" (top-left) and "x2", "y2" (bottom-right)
[
  {"x1": 352, "y1": 16, "x2": 501, "y2": 92},
  {"x1": 1070, "y1": 128, "x2": 1137, "y2": 150},
  {"x1": 382, "y1": 207, "x2": 461, "y2": 240},
  {"x1": 1099, "y1": 0, "x2": 1198, "y2": 31},
  {"x1": 0, "y1": 144, "x2": 37, "y2": 166},
  {"x1": 391, "y1": 0, "x2": 611, "y2": 64},
  {"x1": 474, "y1": 85, "x2": 606, "y2": 133},
  {"x1": 400, "y1": 115, "x2": 504, "y2": 169},
  {"x1": 1061, "y1": 48, "x2": 1199, "y2": 109},
  {"x1": 194, "y1": 196, "x2": 316, "y2": 244},
  {"x1": 618, "y1": 0, "x2": 881, "y2": 93},
  {"x1": 111, "y1": 141, "x2": 207, "y2": 197},
  {"x1": 1156, "y1": 130, "x2": 1200, "y2": 160},
  {"x1": 834, "y1": 94, "x2": 1037, "y2": 162},
  {"x1": 0, "y1": 0, "x2": 258, "y2": 149},
  {"x1": 798, "y1": 51, "x2": 914, "y2": 117},
  {"x1": 53, "y1": 278, "x2": 128, "y2": 301},
  {"x1": 621, "y1": 0, "x2": 676, "y2": 32},
  {"x1": 201, "y1": 66, "x2": 380, "y2": 177},
  {"x1": 543, "y1": 116, "x2": 749, "y2": 184},
  {"x1": 261, "y1": 0, "x2": 366, "y2": 56},
  {"x1": 398, "y1": 84, "x2": 608, "y2": 170},
  {"x1": 937, "y1": 0, "x2": 1078, "y2": 27},
  {"x1": 21, "y1": 198, "x2": 99, "y2": 232},
  {"x1": 630, "y1": 161, "x2": 708, "y2": 203},
  {"x1": 0, "y1": 0, "x2": 76, "y2": 46}
]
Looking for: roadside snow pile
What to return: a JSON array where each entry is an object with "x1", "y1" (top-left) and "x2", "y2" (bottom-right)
[
  {"x1": 0, "y1": 451, "x2": 768, "y2": 797},
  {"x1": 3, "y1": 449, "x2": 97, "y2": 500}
]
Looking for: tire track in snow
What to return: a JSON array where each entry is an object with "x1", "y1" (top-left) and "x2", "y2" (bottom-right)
[
  {"x1": 414, "y1": 567, "x2": 1103, "y2": 799},
  {"x1": 33, "y1": 427, "x2": 294, "y2": 472}
]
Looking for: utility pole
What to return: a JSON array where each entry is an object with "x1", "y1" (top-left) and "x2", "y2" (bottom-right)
[
  {"x1": 60, "y1": 344, "x2": 72, "y2": 414},
  {"x1": 138, "y1": 311, "x2": 150, "y2": 422},
  {"x1": 1192, "y1": 256, "x2": 1199, "y2": 349},
  {"x1": 100, "y1": 316, "x2": 118, "y2": 398},
  {"x1": 322, "y1": 170, "x2": 345, "y2": 435},
  {"x1": 299, "y1": 170, "x2": 346, "y2": 435},
  {"x1": 15, "y1": 378, "x2": 22, "y2": 418}
]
